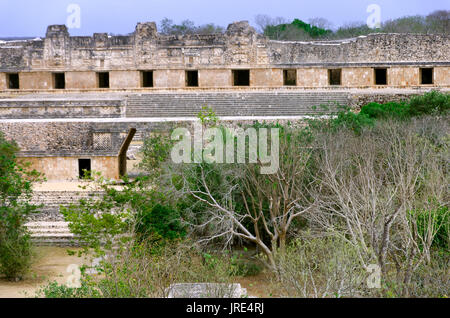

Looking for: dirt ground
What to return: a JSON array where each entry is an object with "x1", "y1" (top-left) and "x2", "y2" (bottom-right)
[
  {"x1": 0, "y1": 246, "x2": 274, "y2": 298},
  {"x1": 0, "y1": 247, "x2": 89, "y2": 298}
]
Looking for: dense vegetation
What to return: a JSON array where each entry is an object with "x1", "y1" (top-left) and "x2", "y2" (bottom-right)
[
  {"x1": 157, "y1": 10, "x2": 449, "y2": 39},
  {"x1": 158, "y1": 10, "x2": 449, "y2": 38},
  {"x1": 34, "y1": 91, "x2": 448, "y2": 298},
  {"x1": 1, "y1": 91, "x2": 447, "y2": 297},
  {"x1": 256, "y1": 10, "x2": 449, "y2": 40},
  {"x1": 0, "y1": 134, "x2": 40, "y2": 280}
]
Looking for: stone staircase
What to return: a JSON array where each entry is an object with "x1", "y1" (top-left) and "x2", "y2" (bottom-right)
[
  {"x1": 125, "y1": 91, "x2": 350, "y2": 117},
  {"x1": 25, "y1": 221, "x2": 78, "y2": 246},
  {"x1": 24, "y1": 191, "x2": 103, "y2": 246}
]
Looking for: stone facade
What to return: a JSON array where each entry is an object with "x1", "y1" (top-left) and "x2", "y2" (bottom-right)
[
  {"x1": 0, "y1": 21, "x2": 448, "y2": 90},
  {"x1": 0, "y1": 122, "x2": 136, "y2": 180}
]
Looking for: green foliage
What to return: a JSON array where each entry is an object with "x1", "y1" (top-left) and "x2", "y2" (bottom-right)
[
  {"x1": 0, "y1": 133, "x2": 41, "y2": 280},
  {"x1": 408, "y1": 91, "x2": 450, "y2": 116},
  {"x1": 38, "y1": 241, "x2": 241, "y2": 298},
  {"x1": 291, "y1": 19, "x2": 332, "y2": 37},
  {"x1": 309, "y1": 91, "x2": 450, "y2": 135},
  {"x1": 37, "y1": 280, "x2": 99, "y2": 298},
  {"x1": 264, "y1": 19, "x2": 331, "y2": 40},
  {"x1": 261, "y1": 10, "x2": 449, "y2": 41},
  {"x1": 197, "y1": 105, "x2": 219, "y2": 126},
  {"x1": 135, "y1": 203, "x2": 186, "y2": 242},
  {"x1": 61, "y1": 174, "x2": 185, "y2": 256},
  {"x1": 0, "y1": 231, "x2": 33, "y2": 281},
  {"x1": 360, "y1": 101, "x2": 410, "y2": 120},
  {"x1": 409, "y1": 206, "x2": 449, "y2": 251},
  {"x1": 330, "y1": 111, "x2": 375, "y2": 134},
  {"x1": 138, "y1": 133, "x2": 174, "y2": 178}
]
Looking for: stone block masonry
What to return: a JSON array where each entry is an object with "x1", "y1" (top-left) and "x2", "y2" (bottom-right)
[{"x1": 0, "y1": 21, "x2": 448, "y2": 91}]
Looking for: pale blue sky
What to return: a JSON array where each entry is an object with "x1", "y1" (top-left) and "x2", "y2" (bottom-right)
[{"x1": 0, "y1": 0, "x2": 448, "y2": 37}]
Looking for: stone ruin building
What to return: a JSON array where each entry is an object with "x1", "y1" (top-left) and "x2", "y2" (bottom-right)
[
  {"x1": 1, "y1": 123, "x2": 136, "y2": 180},
  {"x1": 0, "y1": 21, "x2": 448, "y2": 244}
]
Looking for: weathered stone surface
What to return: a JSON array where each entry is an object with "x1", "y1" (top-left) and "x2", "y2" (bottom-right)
[
  {"x1": 0, "y1": 21, "x2": 448, "y2": 89},
  {"x1": 167, "y1": 283, "x2": 249, "y2": 298}
]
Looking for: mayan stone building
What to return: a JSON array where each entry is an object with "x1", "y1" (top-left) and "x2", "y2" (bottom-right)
[
  {"x1": 0, "y1": 21, "x2": 449, "y2": 181},
  {"x1": 0, "y1": 21, "x2": 449, "y2": 90},
  {"x1": 0, "y1": 124, "x2": 136, "y2": 180}
]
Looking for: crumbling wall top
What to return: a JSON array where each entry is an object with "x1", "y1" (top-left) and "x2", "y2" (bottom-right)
[
  {"x1": 135, "y1": 22, "x2": 158, "y2": 39},
  {"x1": 226, "y1": 21, "x2": 256, "y2": 36},
  {"x1": 46, "y1": 25, "x2": 69, "y2": 38}
]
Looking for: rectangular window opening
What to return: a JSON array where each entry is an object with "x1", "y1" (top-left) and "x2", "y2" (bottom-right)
[
  {"x1": 97, "y1": 72, "x2": 110, "y2": 88},
  {"x1": 328, "y1": 69, "x2": 342, "y2": 86},
  {"x1": 420, "y1": 68, "x2": 433, "y2": 85},
  {"x1": 53, "y1": 73, "x2": 65, "y2": 89},
  {"x1": 186, "y1": 70, "x2": 199, "y2": 87},
  {"x1": 374, "y1": 68, "x2": 387, "y2": 85},
  {"x1": 233, "y1": 70, "x2": 250, "y2": 86},
  {"x1": 283, "y1": 69, "x2": 297, "y2": 86},
  {"x1": 78, "y1": 159, "x2": 92, "y2": 179},
  {"x1": 7, "y1": 73, "x2": 19, "y2": 89},
  {"x1": 141, "y1": 71, "x2": 153, "y2": 88}
]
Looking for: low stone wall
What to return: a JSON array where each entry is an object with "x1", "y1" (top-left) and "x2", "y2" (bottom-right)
[
  {"x1": 349, "y1": 92, "x2": 421, "y2": 109},
  {"x1": 0, "y1": 99, "x2": 124, "y2": 119}
]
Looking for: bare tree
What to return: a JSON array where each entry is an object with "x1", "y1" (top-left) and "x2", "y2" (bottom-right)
[
  {"x1": 426, "y1": 10, "x2": 450, "y2": 34},
  {"x1": 305, "y1": 118, "x2": 448, "y2": 295},
  {"x1": 254, "y1": 14, "x2": 289, "y2": 34},
  {"x1": 171, "y1": 126, "x2": 315, "y2": 269},
  {"x1": 308, "y1": 17, "x2": 333, "y2": 30}
]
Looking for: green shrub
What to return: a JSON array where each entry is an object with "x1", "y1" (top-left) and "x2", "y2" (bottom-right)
[
  {"x1": 360, "y1": 101, "x2": 410, "y2": 120},
  {"x1": 0, "y1": 133, "x2": 41, "y2": 280},
  {"x1": 0, "y1": 230, "x2": 33, "y2": 280},
  {"x1": 135, "y1": 204, "x2": 186, "y2": 243},
  {"x1": 36, "y1": 280, "x2": 99, "y2": 298},
  {"x1": 329, "y1": 111, "x2": 374, "y2": 134},
  {"x1": 410, "y1": 206, "x2": 449, "y2": 251},
  {"x1": 408, "y1": 91, "x2": 450, "y2": 116}
]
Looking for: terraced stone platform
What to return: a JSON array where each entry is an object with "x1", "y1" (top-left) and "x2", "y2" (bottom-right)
[
  {"x1": 25, "y1": 190, "x2": 104, "y2": 246},
  {"x1": 126, "y1": 91, "x2": 350, "y2": 117}
]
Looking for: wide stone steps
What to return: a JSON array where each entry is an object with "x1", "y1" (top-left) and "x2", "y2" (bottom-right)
[
  {"x1": 126, "y1": 92, "x2": 350, "y2": 117},
  {"x1": 27, "y1": 191, "x2": 104, "y2": 222},
  {"x1": 25, "y1": 221, "x2": 78, "y2": 246}
]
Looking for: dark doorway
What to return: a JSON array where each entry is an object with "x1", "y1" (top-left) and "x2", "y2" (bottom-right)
[
  {"x1": 97, "y1": 72, "x2": 110, "y2": 88},
  {"x1": 53, "y1": 73, "x2": 65, "y2": 89},
  {"x1": 375, "y1": 68, "x2": 387, "y2": 85},
  {"x1": 283, "y1": 69, "x2": 297, "y2": 86},
  {"x1": 233, "y1": 70, "x2": 250, "y2": 86},
  {"x1": 78, "y1": 159, "x2": 91, "y2": 179},
  {"x1": 420, "y1": 68, "x2": 433, "y2": 85},
  {"x1": 328, "y1": 69, "x2": 342, "y2": 86},
  {"x1": 7, "y1": 73, "x2": 19, "y2": 89},
  {"x1": 186, "y1": 70, "x2": 199, "y2": 87},
  {"x1": 141, "y1": 71, "x2": 153, "y2": 87}
]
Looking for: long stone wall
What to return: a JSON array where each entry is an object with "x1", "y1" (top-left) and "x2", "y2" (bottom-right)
[
  {"x1": 0, "y1": 98, "x2": 123, "y2": 119},
  {"x1": 0, "y1": 21, "x2": 448, "y2": 90}
]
